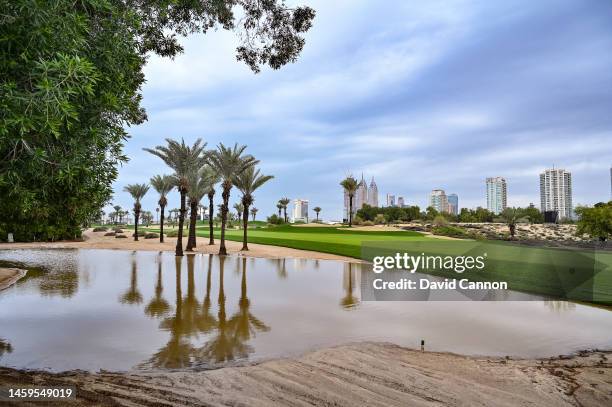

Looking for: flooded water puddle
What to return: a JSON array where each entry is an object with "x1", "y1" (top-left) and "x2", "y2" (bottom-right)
[{"x1": 1, "y1": 249, "x2": 611, "y2": 372}]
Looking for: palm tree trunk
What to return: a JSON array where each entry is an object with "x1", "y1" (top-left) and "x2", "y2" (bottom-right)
[
  {"x1": 278, "y1": 207, "x2": 281, "y2": 217},
  {"x1": 208, "y1": 192, "x2": 215, "y2": 245},
  {"x1": 176, "y1": 190, "x2": 186, "y2": 256},
  {"x1": 134, "y1": 210, "x2": 140, "y2": 241},
  {"x1": 186, "y1": 200, "x2": 198, "y2": 251},
  {"x1": 348, "y1": 196, "x2": 353, "y2": 227},
  {"x1": 219, "y1": 184, "x2": 230, "y2": 255},
  {"x1": 159, "y1": 205, "x2": 165, "y2": 243},
  {"x1": 242, "y1": 204, "x2": 249, "y2": 251},
  {"x1": 283, "y1": 207, "x2": 287, "y2": 223}
]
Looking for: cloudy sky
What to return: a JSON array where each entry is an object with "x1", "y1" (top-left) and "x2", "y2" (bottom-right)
[{"x1": 109, "y1": 0, "x2": 612, "y2": 220}]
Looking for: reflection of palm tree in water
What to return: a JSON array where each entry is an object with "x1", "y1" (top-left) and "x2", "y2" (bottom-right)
[
  {"x1": 196, "y1": 255, "x2": 217, "y2": 335},
  {"x1": 145, "y1": 252, "x2": 171, "y2": 318},
  {"x1": 120, "y1": 252, "x2": 143, "y2": 305},
  {"x1": 275, "y1": 258, "x2": 287, "y2": 279},
  {"x1": 0, "y1": 338, "x2": 13, "y2": 357},
  {"x1": 229, "y1": 257, "x2": 270, "y2": 346},
  {"x1": 340, "y1": 263, "x2": 359, "y2": 309}
]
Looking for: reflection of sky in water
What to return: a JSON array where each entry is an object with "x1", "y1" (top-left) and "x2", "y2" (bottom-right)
[{"x1": 0, "y1": 249, "x2": 611, "y2": 373}]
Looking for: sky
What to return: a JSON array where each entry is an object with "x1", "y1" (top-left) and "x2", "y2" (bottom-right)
[{"x1": 108, "y1": 0, "x2": 612, "y2": 221}]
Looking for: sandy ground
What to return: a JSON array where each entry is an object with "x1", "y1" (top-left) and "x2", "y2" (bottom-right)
[
  {"x1": 0, "y1": 229, "x2": 355, "y2": 262},
  {"x1": 0, "y1": 268, "x2": 26, "y2": 291},
  {"x1": 0, "y1": 342, "x2": 610, "y2": 406}
]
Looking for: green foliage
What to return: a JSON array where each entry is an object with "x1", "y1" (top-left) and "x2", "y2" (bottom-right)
[
  {"x1": 267, "y1": 214, "x2": 285, "y2": 225},
  {"x1": 458, "y1": 207, "x2": 495, "y2": 223},
  {"x1": 575, "y1": 202, "x2": 612, "y2": 241},
  {"x1": 356, "y1": 204, "x2": 421, "y2": 223},
  {"x1": 431, "y1": 225, "x2": 469, "y2": 238},
  {"x1": 93, "y1": 227, "x2": 108, "y2": 232},
  {"x1": 0, "y1": 0, "x2": 314, "y2": 242}
]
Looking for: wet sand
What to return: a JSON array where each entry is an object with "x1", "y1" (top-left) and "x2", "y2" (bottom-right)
[
  {"x1": 0, "y1": 342, "x2": 610, "y2": 406},
  {"x1": 0, "y1": 268, "x2": 26, "y2": 291},
  {"x1": 0, "y1": 229, "x2": 355, "y2": 262}
]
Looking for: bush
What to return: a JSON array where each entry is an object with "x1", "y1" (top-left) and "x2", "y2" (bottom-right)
[
  {"x1": 374, "y1": 214, "x2": 386, "y2": 225},
  {"x1": 433, "y1": 215, "x2": 448, "y2": 227},
  {"x1": 266, "y1": 214, "x2": 285, "y2": 225},
  {"x1": 113, "y1": 228, "x2": 124, "y2": 233},
  {"x1": 166, "y1": 230, "x2": 179, "y2": 237},
  {"x1": 104, "y1": 232, "x2": 116, "y2": 236},
  {"x1": 352, "y1": 215, "x2": 364, "y2": 226},
  {"x1": 361, "y1": 220, "x2": 374, "y2": 226},
  {"x1": 93, "y1": 227, "x2": 108, "y2": 232},
  {"x1": 432, "y1": 225, "x2": 468, "y2": 238},
  {"x1": 144, "y1": 232, "x2": 159, "y2": 239},
  {"x1": 115, "y1": 234, "x2": 127, "y2": 239}
]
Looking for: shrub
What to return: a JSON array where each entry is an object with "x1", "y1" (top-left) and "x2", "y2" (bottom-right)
[
  {"x1": 166, "y1": 230, "x2": 179, "y2": 237},
  {"x1": 266, "y1": 214, "x2": 285, "y2": 225},
  {"x1": 104, "y1": 232, "x2": 116, "y2": 236},
  {"x1": 433, "y1": 215, "x2": 448, "y2": 227},
  {"x1": 115, "y1": 234, "x2": 127, "y2": 239},
  {"x1": 352, "y1": 215, "x2": 364, "y2": 226},
  {"x1": 361, "y1": 220, "x2": 374, "y2": 226},
  {"x1": 93, "y1": 227, "x2": 108, "y2": 232},
  {"x1": 432, "y1": 225, "x2": 468, "y2": 238},
  {"x1": 113, "y1": 228, "x2": 124, "y2": 233},
  {"x1": 144, "y1": 232, "x2": 159, "y2": 239},
  {"x1": 374, "y1": 214, "x2": 386, "y2": 225}
]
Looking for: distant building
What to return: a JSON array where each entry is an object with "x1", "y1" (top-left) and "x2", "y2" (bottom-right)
[
  {"x1": 397, "y1": 196, "x2": 405, "y2": 208},
  {"x1": 447, "y1": 193, "x2": 459, "y2": 216},
  {"x1": 367, "y1": 177, "x2": 379, "y2": 207},
  {"x1": 292, "y1": 199, "x2": 309, "y2": 223},
  {"x1": 429, "y1": 189, "x2": 448, "y2": 213},
  {"x1": 343, "y1": 174, "x2": 379, "y2": 221},
  {"x1": 540, "y1": 168, "x2": 572, "y2": 220},
  {"x1": 386, "y1": 194, "x2": 395, "y2": 207},
  {"x1": 486, "y1": 177, "x2": 507, "y2": 215}
]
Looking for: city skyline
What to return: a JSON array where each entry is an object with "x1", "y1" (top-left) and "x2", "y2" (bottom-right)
[{"x1": 105, "y1": 0, "x2": 612, "y2": 219}]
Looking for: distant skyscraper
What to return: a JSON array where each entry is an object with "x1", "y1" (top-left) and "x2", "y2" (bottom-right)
[
  {"x1": 397, "y1": 196, "x2": 405, "y2": 208},
  {"x1": 386, "y1": 194, "x2": 395, "y2": 207},
  {"x1": 486, "y1": 177, "x2": 507, "y2": 215},
  {"x1": 429, "y1": 189, "x2": 448, "y2": 213},
  {"x1": 292, "y1": 199, "x2": 309, "y2": 222},
  {"x1": 540, "y1": 168, "x2": 572, "y2": 220},
  {"x1": 447, "y1": 193, "x2": 458, "y2": 215},
  {"x1": 367, "y1": 177, "x2": 379, "y2": 207},
  {"x1": 354, "y1": 174, "x2": 368, "y2": 211}
]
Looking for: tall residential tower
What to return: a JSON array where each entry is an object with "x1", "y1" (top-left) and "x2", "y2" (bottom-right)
[
  {"x1": 540, "y1": 168, "x2": 572, "y2": 220},
  {"x1": 429, "y1": 189, "x2": 448, "y2": 213},
  {"x1": 486, "y1": 177, "x2": 507, "y2": 215}
]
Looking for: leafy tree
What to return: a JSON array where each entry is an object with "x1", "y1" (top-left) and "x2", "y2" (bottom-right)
[
  {"x1": 0, "y1": 0, "x2": 314, "y2": 242},
  {"x1": 497, "y1": 207, "x2": 528, "y2": 239},
  {"x1": 234, "y1": 167, "x2": 274, "y2": 250},
  {"x1": 250, "y1": 207, "x2": 258, "y2": 221},
  {"x1": 124, "y1": 183, "x2": 150, "y2": 241},
  {"x1": 208, "y1": 143, "x2": 258, "y2": 255},
  {"x1": 144, "y1": 138, "x2": 207, "y2": 256},
  {"x1": 340, "y1": 176, "x2": 358, "y2": 227},
  {"x1": 150, "y1": 174, "x2": 175, "y2": 243},
  {"x1": 522, "y1": 206, "x2": 544, "y2": 224},
  {"x1": 313, "y1": 207, "x2": 321, "y2": 221},
  {"x1": 575, "y1": 202, "x2": 612, "y2": 242}
]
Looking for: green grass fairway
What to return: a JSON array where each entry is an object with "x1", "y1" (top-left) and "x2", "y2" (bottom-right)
[{"x1": 143, "y1": 223, "x2": 612, "y2": 305}]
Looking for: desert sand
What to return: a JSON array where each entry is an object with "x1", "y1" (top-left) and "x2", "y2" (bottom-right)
[
  {"x1": 0, "y1": 228, "x2": 355, "y2": 262},
  {"x1": 0, "y1": 268, "x2": 26, "y2": 291},
  {"x1": 0, "y1": 342, "x2": 610, "y2": 406}
]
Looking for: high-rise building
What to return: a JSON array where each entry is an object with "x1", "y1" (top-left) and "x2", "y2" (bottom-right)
[
  {"x1": 354, "y1": 174, "x2": 368, "y2": 211},
  {"x1": 367, "y1": 177, "x2": 379, "y2": 207},
  {"x1": 540, "y1": 168, "x2": 572, "y2": 220},
  {"x1": 486, "y1": 177, "x2": 507, "y2": 215},
  {"x1": 292, "y1": 199, "x2": 309, "y2": 222},
  {"x1": 397, "y1": 196, "x2": 405, "y2": 208},
  {"x1": 447, "y1": 193, "x2": 458, "y2": 215},
  {"x1": 386, "y1": 194, "x2": 395, "y2": 207},
  {"x1": 429, "y1": 189, "x2": 448, "y2": 213}
]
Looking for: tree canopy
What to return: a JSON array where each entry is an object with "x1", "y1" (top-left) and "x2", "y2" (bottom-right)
[{"x1": 0, "y1": 0, "x2": 314, "y2": 241}]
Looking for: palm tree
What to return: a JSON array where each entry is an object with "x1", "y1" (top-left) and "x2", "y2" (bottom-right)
[
  {"x1": 124, "y1": 183, "x2": 150, "y2": 241},
  {"x1": 150, "y1": 175, "x2": 175, "y2": 243},
  {"x1": 185, "y1": 169, "x2": 210, "y2": 251},
  {"x1": 113, "y1": 205, "x2": 122, "y2": 225},
  {"x1": 233, "y1": 203, "x2": 244, "y2": 225},
  {"x1": 276, "y1": 203, "x2": 283, "y2": 218},
  {"x1": 497, "y1": 207, "x2": 528, "y2": 239},
  {"x1": 201, "y1": 165, "x2": 220, "y2": 246},
  {"x1": 207, "y1": 143, "x2": 258, "y2": 255},
  {"x1": 279, "y1": 197, "x2": 290, "y2": 222},
  {"x1": 340, "y1": 176, "x2": 358, "y2": 227},
  {"x1": 250, "y1": 207, "x2": 258, "y2": 221},
  {"x1": 144, "y1": 138, "x2": 207, "y2": 256},
  {"x1": 233, "y1": 167, "x2": 274, "y2": 250},
  {"x1": 314, "y1": 206, "x2": 321, "y2": 221}
]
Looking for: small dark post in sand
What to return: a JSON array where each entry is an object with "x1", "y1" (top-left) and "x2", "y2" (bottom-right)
[{"x1": 421, "y1": 339, "x2": 425, "y2": 352}]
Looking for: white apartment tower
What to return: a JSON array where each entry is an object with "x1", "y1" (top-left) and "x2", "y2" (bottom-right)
[
  {"x1": 429, "y1": 189, "x2": 448, "y2": 213},
  {"x1": 540, "y1": 168, "x2": 572, "y2": 220},
  {"x1": 486, "y1": 177, "x2": 507, "y2": 215},
  {"x1": 292, "y1": 199, "x2": 309, "y2": 223},
  {"x1": 386, "y1": 194, "x2": 395, "y2": 207}
]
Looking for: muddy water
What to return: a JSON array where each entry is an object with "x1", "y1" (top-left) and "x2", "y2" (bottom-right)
[{"x1": 0, "y1": 249, "x2": 611, "y2": 372}]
